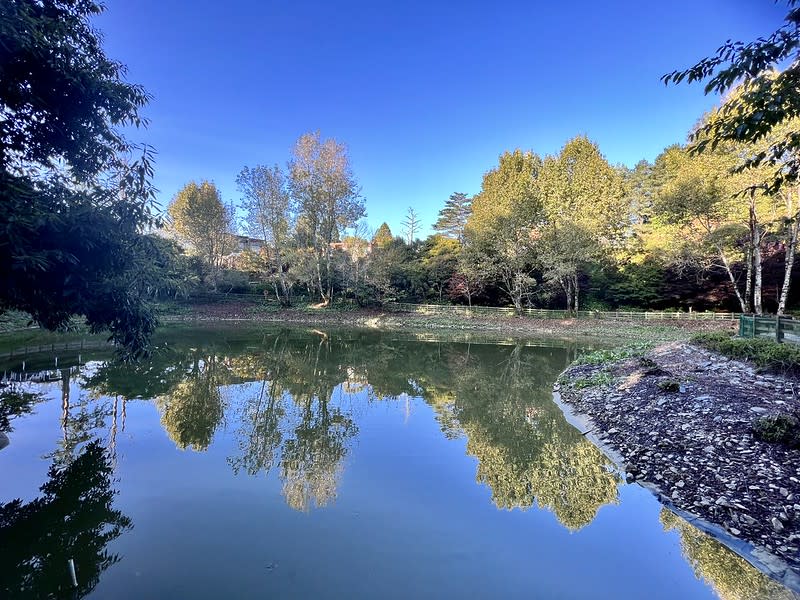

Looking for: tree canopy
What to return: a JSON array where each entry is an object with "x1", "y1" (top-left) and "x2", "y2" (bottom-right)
[{"x1": 0, "y1": 0, "x2": 161, "y2": 357}]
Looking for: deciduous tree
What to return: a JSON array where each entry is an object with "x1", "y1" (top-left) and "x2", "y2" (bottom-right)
[
  {"x1": 168, "y1": 181, "x2": 235, "y2": 287},
  {"x1": 237, "y1": 165, "x2": 294, "y2": 305},
  {"x1": 538, "y1": 136, "x2": 626, "y2": 314},
  {"x1": 289, "y1": 132, "x2": 365, "y2": 304},
  {"x1": 402, "y1": 207, "x2": 422, "y2": 245},
  {"x1": 465, "y1": 150, "x2": 543, "y2": 313}
]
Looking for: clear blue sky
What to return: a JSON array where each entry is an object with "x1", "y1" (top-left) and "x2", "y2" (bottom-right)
[{"x1": 97, "y1": 0, "x2": 784, "y2": 236}]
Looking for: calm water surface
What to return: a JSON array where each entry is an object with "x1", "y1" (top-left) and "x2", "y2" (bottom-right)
[{"x1": 0, "y1": 326, "x2": 794, "y2": 599}]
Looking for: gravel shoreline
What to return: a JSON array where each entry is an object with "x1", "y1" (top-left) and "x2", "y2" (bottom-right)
[{"x1": 555, "y1": 342, "x2": 800, "y2": 593}]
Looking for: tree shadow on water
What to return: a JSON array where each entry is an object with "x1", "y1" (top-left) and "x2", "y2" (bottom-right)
[{"x1": 0, "y1": 441, "x2": 131, "y2": 599}]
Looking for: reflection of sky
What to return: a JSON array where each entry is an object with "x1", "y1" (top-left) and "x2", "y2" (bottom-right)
[{"x1": 0, "y1": 354, "x2": 773, "y2": 599}]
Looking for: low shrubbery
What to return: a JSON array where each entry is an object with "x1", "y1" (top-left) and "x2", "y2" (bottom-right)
[
  {"x1": 657, "y1": 379, "x2": 681, "y2": 392},
  {"x1": 574, "y1": 344, "x2": 651, "y2": 365},
  {"x1": 752, "y1": 413, "x2": 800, "y2": 449},
  {"x1": 572, "y1": 371, "x2": 614, "y2": 389},
  {"x1": 692, "y1": 332, "x2": 800, "y2": 376}
]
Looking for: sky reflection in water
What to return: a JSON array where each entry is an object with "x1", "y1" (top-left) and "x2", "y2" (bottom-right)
[{"x1": 0, "y1": 326, "x2": 794, "y2": 599}]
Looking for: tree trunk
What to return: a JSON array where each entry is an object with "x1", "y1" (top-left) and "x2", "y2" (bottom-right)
[
  {"x1": 573, "y1": 273, "x2": 579, "y2": 314},
  {"x1": 717, "y1": 249, "x2": 748, "y2": 313},
  {"x1": 314, "y1": 246, "x2": 326, "y2": 303},
  {"x1": 511, "y1": 274, "x2": 523, "y2": 315},
  {"x1": 274, "y1": 243, "x2": 290, "y2": 306},
  {"x1": 744, "y1": 244, "x2": 753, "y2": 314},
  {"x1": 512, "y1": 290, "x2": 523, "y2": 315},
  {"x1": 748, "y1": 194, "x2": 764, "y2": 315},
  {"x1": 561, "y1": 276, "x2": 573, "y2": 316},
  {"x1": 324, "y1": 245, "x2": 333, "y2": 303},
  {"x1": 753, "y1": 227, "x2": 763, "y2": 315},
  {"x1": 778, "y1": 191, "x2": 800, "y2": 315}
]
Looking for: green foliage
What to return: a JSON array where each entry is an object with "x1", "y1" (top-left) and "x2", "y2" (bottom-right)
[
  {"x1": 237, "y1": 164, "x2": 293, "y2": 305},
  {"x1": 465, "y1": 150, "x2": 543, "y2": 312},
  {"x1": 752, "y1": 413, "x2": 800, "y2": 448},
  {"x1": 585, "y1": 259, "x2": 666, "y2": 310},
  {"x1": 289, "y1": 131, "x2": 365, "y2": 303},
  {"x1": 433, "y1": 192, "x2": 472, "y2": 241},
  {"x1": 663, "y1": 2, "x2": 800, "y2": 196},
  {"x1": 574, "y1": 344, "x2": 649, "y2": 365},
  {"x1": 372, "y1": 223, "x2": 393, "y2": 248},
  {"x1": 538, "y1": 136, "x2": 628, "y2": 315},
  {"x1": 657, "y1": 379, "x2": 681, "y2": 392},
  {"x1": 572, "y1": 371, "x2": 614, "y2": 389},
  {"x1": 168, "y1": 181, "x2": 235, "y2": 274},
  {"x1": 692, "y1": 331, "x2": 800, "y2": 375},
  {"x1": 0, "y1": 0, "x2": 160, "y2": 359}
]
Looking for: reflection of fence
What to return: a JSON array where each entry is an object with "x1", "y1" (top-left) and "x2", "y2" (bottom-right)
[
  {"x1": 0, "y1": 340, "x2": 112, "y2": 363},
  {"x1": 2, "y1": 364, "x2": 84, "y2": 384},
  {"x1": 385, "y1": 303, "x2": 739, "y2": 321},
  {"x1": 739, "y1": 315, "x2": 800, "y2": 345}
]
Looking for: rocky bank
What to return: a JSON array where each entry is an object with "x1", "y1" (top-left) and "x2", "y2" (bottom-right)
[{"x1": 555, "y1": 342, "x2": 800, "y2": 592}]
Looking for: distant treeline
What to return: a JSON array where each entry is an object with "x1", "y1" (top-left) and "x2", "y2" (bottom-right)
[{"x1": 160, "y1": 129, "x2": 799, "y2": 315}]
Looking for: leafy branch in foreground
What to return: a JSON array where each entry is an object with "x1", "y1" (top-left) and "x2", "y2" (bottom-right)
[
  {"x1": 0, "y1": 1, "x2": 163, "y2": 359},
  {"x1": 662, "y1": 1, "x2": 800, "y2": 195}
]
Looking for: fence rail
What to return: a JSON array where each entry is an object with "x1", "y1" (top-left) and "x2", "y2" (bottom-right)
[
  {"x1": 739, "y1": 315, "x2": 800, "y2": 345},
  {"x1": 385, "y1": 302, "x2": 739, "y2": 321}
]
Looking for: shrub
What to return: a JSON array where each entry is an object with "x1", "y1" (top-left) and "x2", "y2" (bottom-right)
[
  {"x1": 575, "y1": 344, "x2": 650, "y2": 365},
  {"x1": 573, "y1": 371, "x2": 614, "y2": 389},
  {"x1": 752, "y1": 413, "x2": 800, "y2": 449},
  {"x1": 692, "y1": 332, "x2": 800, "y2": 376},
  {"x1": 657, "y1": 379, "x2": 681, "y2": 392}
]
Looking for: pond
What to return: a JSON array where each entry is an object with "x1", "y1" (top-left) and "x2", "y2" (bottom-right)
[{"x1": 0, "y1": 325, "x2": 795, "y2": 599}]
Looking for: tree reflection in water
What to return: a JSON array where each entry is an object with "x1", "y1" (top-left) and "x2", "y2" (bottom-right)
[
  {"x1": 661, "y1": 509, "x2": 795, "y2": 600},
  {"x1": 0, "y1": 442, "x2": 131, "y2": 599},
  {"x1": 156, "y1": 354, "x2": 227, "y2": 451},
  {"x1": 8, "y1": 327, "x2": 798, "y2": 598},
  {"x1": 426, "y1": 342, "x2": 620, "y2": 530},
  {"x1": 84, "y1": 329, "x2": 618, "y2": 528}
]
